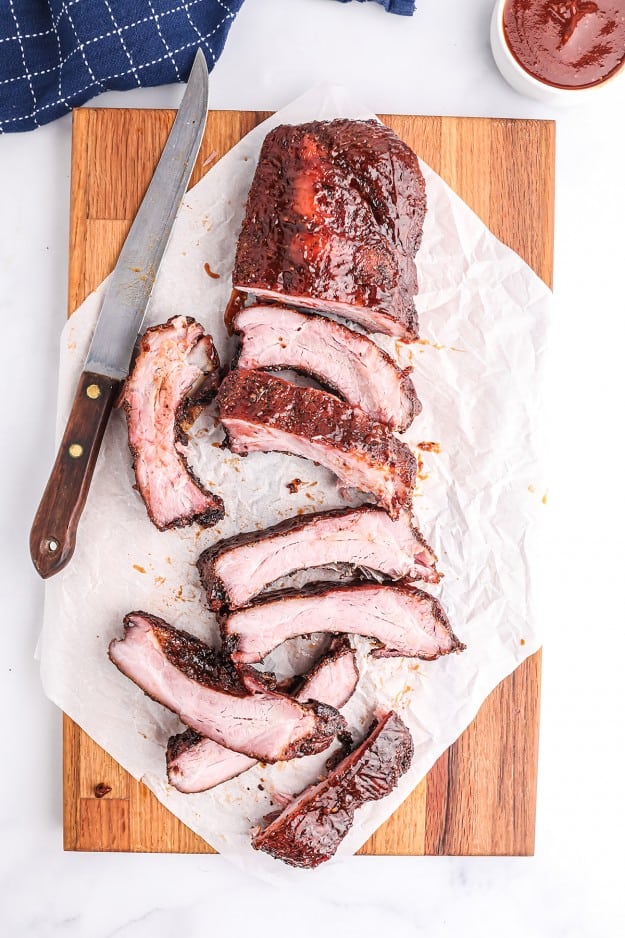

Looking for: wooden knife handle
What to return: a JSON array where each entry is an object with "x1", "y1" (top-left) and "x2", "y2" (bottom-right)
[{"x1": 30, "y1": 371, "x2": 120, "y2": 579}]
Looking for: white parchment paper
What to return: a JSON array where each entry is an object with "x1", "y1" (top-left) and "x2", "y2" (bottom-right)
[{"x1": 39, "y1": 85, "x2": 550, "y2": 877}]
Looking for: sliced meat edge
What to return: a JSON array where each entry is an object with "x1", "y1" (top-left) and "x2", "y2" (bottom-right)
[
  {"x1": 198, "y1": 505, "x2": 440, "y2": 613},
  {"x1": 167, "y1": 636, "x2": 359, "y2": 794},
  {"x1": 233, "y1": 304, "x2": 420, "y2": 431},
  {"x1": 108, "y1": 612, "x2": 345, "y2": 763},
  {"x1": 216, "y1": 369, "x2": 416, "y2": 519},
  {"x1": 221, "y1": 582, "x2": 464, "y2": 664},
  {"x1": 120, "y1": 316, "x2": 224, "y2": 531}
]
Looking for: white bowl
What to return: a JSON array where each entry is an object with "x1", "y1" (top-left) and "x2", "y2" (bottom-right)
[{"x1": 490, "y1": 0, "x2": 625, "y2": 106}]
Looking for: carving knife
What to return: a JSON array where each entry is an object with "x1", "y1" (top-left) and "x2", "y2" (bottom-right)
[{"x1": 30, "y1": 49, "x2": 210, "y2": 579}]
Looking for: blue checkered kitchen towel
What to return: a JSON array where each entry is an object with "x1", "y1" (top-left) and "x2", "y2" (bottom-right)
[{"x1": 0, "y1": 0, "x2": 414, "y2": 134}]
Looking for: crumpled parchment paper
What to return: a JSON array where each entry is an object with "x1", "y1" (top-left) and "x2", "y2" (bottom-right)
[{"x1": 39, "y1": 85, "x2": 550, "y2": 878}]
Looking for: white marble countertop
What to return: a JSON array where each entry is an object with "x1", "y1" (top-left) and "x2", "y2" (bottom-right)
[{"x1": 1, "y1": 1, "x2": 624, "y2": 935}]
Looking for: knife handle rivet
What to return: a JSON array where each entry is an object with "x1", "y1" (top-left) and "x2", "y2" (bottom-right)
[
  {"x1": 86, "y1": 383, "x2": 101, "y2": 400},
  {"x1": 68, "y1": 443, "x2": 84, "y2": 459},
  {"x1": 46, "y1": 538, "x2": 59, "y2": 553}
]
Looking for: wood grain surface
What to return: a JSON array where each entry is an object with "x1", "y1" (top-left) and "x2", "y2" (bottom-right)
[{"x1": 63, "y1": 108, "x2": 552, "y2": 855}]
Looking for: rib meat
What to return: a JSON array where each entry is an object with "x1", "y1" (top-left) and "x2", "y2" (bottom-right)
[
  {"x1": 216, "y1": 370, "x2": 416, "y2": 518},
  {"x1": 284, "y1": 635, "x2": 359, "y2": 709},
  {"x1": 232, "y1": 120, "x2": 426, "y2": 339},
  {"x1": 252, "y1": 710, "x2": 413, "y2": 868},
  {"x1": 324, "y1": 119, "x2": 426, "y2": 256},
  {"x1": 120, "y1": 316, "x2": 224, "y2": 531},
  {"x1": 233, "y1": 305, "x2": 420, "y2": 430},
  {"x1": 167, "y1": 636, "x2": 358, "y2": 794},
  {"x1": 198, "y1": 506, "x2": 440, "y2": 613},
  {"x1": 222, "y1": 583, "x2": 464, "y2": 664},
  {"x1": 108, "y1": 612, "x2": 345, "y2": 763}
]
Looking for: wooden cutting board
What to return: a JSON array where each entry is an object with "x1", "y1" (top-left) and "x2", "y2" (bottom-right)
[{"x1": 63, "y1": 108, "x2": 552, "y2": 855}]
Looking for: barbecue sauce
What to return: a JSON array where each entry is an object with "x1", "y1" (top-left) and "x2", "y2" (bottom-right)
[
  {"x1": 204, "y1": 262, "x2": 220, "y2": 279},
  {"x1": 223, "y1": 289, "x2": 245, "y2": 335},
  {"x1": 503, "y1": 1, "x2": 625, "y2": 88}
]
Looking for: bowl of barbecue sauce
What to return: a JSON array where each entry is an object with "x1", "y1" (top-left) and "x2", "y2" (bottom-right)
[{"x1": 491, "y1": 0, "x2": 625, "y2": 103}]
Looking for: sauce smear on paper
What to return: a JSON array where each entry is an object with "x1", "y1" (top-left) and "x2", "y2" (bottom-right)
[{"x1": 204, "y1": 262, "x2": 220, "y2": 279}]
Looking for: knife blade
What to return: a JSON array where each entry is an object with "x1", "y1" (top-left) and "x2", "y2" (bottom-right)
[{"x1": 30, "y1": 50, "x2": 210, "y2": 579}]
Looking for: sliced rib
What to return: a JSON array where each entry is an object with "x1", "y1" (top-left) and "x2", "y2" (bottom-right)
[
  {"x1": 166, "y1": 636, "x2": 359, "y2": 794},
  {"x1": 166, "y1": 730, "x2": 255, "y2": 794},
  {"x1": 286, "y1": 635, "x2": 359, "y2": 709},
  {"x1": 216, "y1": 370, "x2": 416, "y2": 518},
  {"x1": 222, "y1": 583, "x2": 464, "y2": 664},
  {"x1": 233, "y1": 305, "x2": 420, "y2": 430},
  {"x1": 232, "y1": 121, "x2": 425, "y2": 339},
  {"x1": 252, "y1": 710, "x2": 413, "y2": 868},
  {"x1": 120, "y1": 316, "x2": 224, "y2": 531},
  {"x1": 198, "y1": 506, "x2": 440, "y2": 613},
  {"x1": 109, "y1": 612, "x2": 345, "y2": 763}
]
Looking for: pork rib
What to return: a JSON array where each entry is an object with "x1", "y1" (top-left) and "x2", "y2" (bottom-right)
[
  {"x1": 232, "y1": 120, "x2": 426, "y2": 339},
  {"x1": 109, "y1": 612, "x2": 345, "y2": 763},
  {"x1": 222, "y1": 582, "x2": 464, "y2": 664},
  {"x1": 324, "y1": 119, "x2": 427, "y2": 257},
  {"x1": 233, "y1": 305, "x2": 420, "y2": 430},
  {"x1": 120, "y1": 316, "x2": 224, "y2": 531},
  {"x1": 216, "y1": 370, "x2": 416, "y2": 518},
  {"x1": 284, "y1": 635, "x2": 359, "y2": 709},
  {"x1": 198, "y1": 506, "x2": 440, "y2": 613},
  {"x1": 252, "y1": 710, "x2": 414, "y2": 868},
  {"x1": 166, "y1": 729, "x2": 256, "y2": 794},
  {"x1": 166, "y1": 636, "x2": 359, "y2": 794}
]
